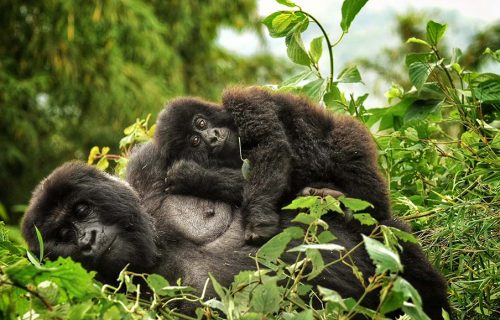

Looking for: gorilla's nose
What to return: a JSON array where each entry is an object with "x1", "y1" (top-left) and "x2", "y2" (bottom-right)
[
  {"x1": 203, "y1": 208, "x2": 216, "y2": 218},
  {"x1": 78, "y1": 229, "x2": 97, "y2": 254}
]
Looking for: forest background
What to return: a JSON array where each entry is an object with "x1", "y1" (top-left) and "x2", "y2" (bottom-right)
[{"x1": 0, "y1": 0, "x2": 498, "y2": 319}]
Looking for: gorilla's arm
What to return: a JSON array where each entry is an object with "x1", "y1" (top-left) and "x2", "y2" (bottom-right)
[
  {"x1": 223, "y1": 88, "x2": 293, "y2": 242},
  {"x1": 164, "y1": 159, "x2": 245, "y2": 205}
]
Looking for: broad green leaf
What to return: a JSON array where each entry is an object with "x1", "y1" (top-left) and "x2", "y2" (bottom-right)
[
  {"x1": 286, "y1": 32, "x2": 311, "y2": 66},
  {"x1": 339, "y1": 197, "x2": 373, "y2": 211},
  {"x1": 337, "y1": 65, "x2": 362, "y2": 83},
  {"x1": 426, "y1": 20, "x2": 447, "y2": 46},
  {"x1": 309, "y1": 36, "x2": 323, "y2": 64},
  {"x1": 241, "y1": 158, "x2": 252, "y2": 180},
  {"x1": 317, "y1": 230, "x2": 337, "y2": 243},
  {"x1": 272, "y1": 12, "x2": 296, "y2": 34},
  {"x1": 283, "y1": 196, "x2": 319, "y2": 210},
  {"x1": 292, "y1": 212, "x2": 316, "y2": 225},
  {"x1": 284, "y1": 226, "x2": 305, "y2": 239},
  {"x1": 68, "y1": 302, "x2": 93, "y2": 320},
  {"x1": 352, "y1": 213, "x2": 378, "y2": 226},
  {"x1": 257, "y1": 231, "x2": 292, "y2": 261},
  {"x1": 405, "y1": 53, "x2": 434, "y2": 67},
  {"x1": 340, "y1": 0, "x2": 368, "y2": 33},
  {"x1": 147, "y1": 273, "x2": 170, "y2": 295},
  {"x1": 406, "y1": 37, "x2": 431, "y2": 48},
  {"x1": 250, "y1": 281, "x2": 281, "y2": 313},
  {"x1": 300, "y1": 78, "x2": 327, "y2": 102},
  {"x1": 288, "y1": 243, "x2": 345, "y2": 252},
  {"x1": 362, "y1": 235, "x2": 403, "y2": 274},
  {"x1": 408, "y1": 61, "x2": 435, "y2": 91},
  {"x1": 279, "y1": 70, "x2": 315, "y2": 88}
]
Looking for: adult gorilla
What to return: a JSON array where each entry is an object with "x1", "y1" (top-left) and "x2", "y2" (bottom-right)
[{"x1": 22, "y1": 162, "x2": 449, "y2": 318}]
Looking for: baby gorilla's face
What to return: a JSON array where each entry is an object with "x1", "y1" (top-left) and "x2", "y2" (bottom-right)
[{"x1": 161, "y1": 195, "x2": 233, "y2": 244}]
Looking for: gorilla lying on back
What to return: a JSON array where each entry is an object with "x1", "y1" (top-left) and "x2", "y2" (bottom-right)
[
  {"x1": 152, "y1": 87, "x2": 391, "y2": 242},
  {"x1": 22, "y1": 162, "x2": 450, "y2": 318}
]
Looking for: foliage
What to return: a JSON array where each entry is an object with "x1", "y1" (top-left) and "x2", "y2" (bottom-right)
[
  {"x1": 0, "y1": 0, "x2": 291, "y2": 221},
  {"x1": 2, "y1": 0, "x2": 499, "y2": 319}
]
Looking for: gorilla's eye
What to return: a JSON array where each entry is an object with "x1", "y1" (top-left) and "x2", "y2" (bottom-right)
[
  {"x1": 59, "y1": 228, "x2": 74, "y2": 242},
  {"x1": 73, "y1": 203, "x2": 89, "y2": 218},
  {"x1": 195, "y1": 118, "x2": 207, "y2": 130},
  {"x1": 191, "y1": 135, "x2": 201, "y2": 147}
]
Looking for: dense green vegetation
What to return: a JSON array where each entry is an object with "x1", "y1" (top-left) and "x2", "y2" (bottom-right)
[{"x1": 1, "y1": 0, "x2": 499, "y2": 319}]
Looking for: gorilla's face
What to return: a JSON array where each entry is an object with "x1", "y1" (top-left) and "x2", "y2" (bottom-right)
[
  {"x1": 154, "y1": 97, "x2": 241, "y2": 168},
  {"x1": 22, "y1": 162, "x2": 158, "y2": 283}
]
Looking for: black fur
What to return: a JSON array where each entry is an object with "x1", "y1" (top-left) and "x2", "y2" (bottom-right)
[
  {"x1": 151, "y1": 87, "x2": 391, "y2": 242},
  {"x1": 22, "y1": 162, "x2": 449, "y2": 318}
]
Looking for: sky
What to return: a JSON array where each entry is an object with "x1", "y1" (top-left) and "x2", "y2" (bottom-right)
[{"x1": 218, "y1": 0, "x2": 499, "y2": 105}]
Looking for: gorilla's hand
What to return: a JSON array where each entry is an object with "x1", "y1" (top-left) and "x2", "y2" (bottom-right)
[
  {"x1": 299, "y1": 187, "x2": 345, "y2": 198},
  {"x1": 165, "y1": 159, "x2": 204, "y2": 194},
  {"x1": 243, "y1": 205, "x2": 281, "y2": 244},
  {"x1": 165, "y1": 159, "x2": 245, "y2": 204}
]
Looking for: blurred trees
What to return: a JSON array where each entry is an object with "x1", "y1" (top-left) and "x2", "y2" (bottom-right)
[{"x1": 0, "y1": 0, "x2": 289, "y2": 222}]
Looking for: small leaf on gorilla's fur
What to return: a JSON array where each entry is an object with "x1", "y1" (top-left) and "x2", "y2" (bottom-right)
[{"x1": 241, "y1": 158, "x2": 252, "y2": 180}]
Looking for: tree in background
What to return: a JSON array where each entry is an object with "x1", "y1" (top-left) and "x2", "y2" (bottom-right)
[{"x1": 0, "y1": 0, "x2": 290, "y2": 222}]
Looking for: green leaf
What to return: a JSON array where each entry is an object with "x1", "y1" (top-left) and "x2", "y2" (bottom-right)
[
  {"x1": 209, "y1": 273, "x2": 227, "y2": 300},
  {"x1": 286, "y1": 32, "x2": 311, "y2": 66},
  {"x1": 306, "y1": 249, "x2": 325, "y2": 280},
  {"x1": 317, "y1": 230, "x2": 337, "y2": 243},
  {"x1": 472, "y1": 74, "x2": 500, "y2": 102},
  {"x1": 405, "y1": 127, "x2": 419, "y2": 141},
  {"x1": 339, "y1": 197, "x2": 373, "y2": 211},
  {"x1": 362, "y1": 235, "x2": 403, "y2": 274},
  {"x1": 300, "y1": 78, "x2": 327, "y2": 102},
  {"x1": 352, "y1": 213, "x2": 378, "y2": 226},
  {"x1": 288, "y1": 243, "x2": 345, "y2": 252},
  {"x1": 406, "y1": 37, "x2": 431, "y2": 48},
  {"x1": 309, "y1": 36, "x2": 323, "y2": 64},
  {"x1": 408, "y1": 61, "x2": 435, "y2": 91},
  {"x1": 272, "y1": 12, "x2": 296, "y2": 34},
  {"x1": 279, "y1": 70, "x2": 315, "y2": 89},
  {"x1": 292, "y1": 212, "x2": 316, "y2": 225},
  {"x1": 340, "y1": 0, "x2": 368, "y2": 33},
  {"x1": 34, "y1": 226, "x2": 44, "y2": 262},
  {"x1": 385, "y1": 227, "x2": 418, "y2": 244},
  {"x1": 318, "y1": 286, "x2": 347, "y2": 309},
  {"x1": 87, "y1": 146, "x2": 100, "y2": 164},
  {"x1": 147, "y1": 273, "x2": 170, "y2": 295},
  {"x1": 250, "y1": 281, "x2": 281, "y2": 313},
  {"x1": 95, "y1": 157, "x2": 109, "y2": 171},
  {"x1": 283, "y1": 196, "x2": 319, "y2": 210},
  {"x1": 257, "y1": 232, "x2": 292, "y2": 261},
  {"x1": 337, "y1": 65, "x2": 362, "y2": 83},
  {"x1": 37, "y1": 280, "x2": 59, "y2": 304},
  {"x1": 294, "y1": 309, "x2": 313, "y2": 320},
  {"x1": 277, "y1": 0, "x2": 297, "y2": 8},
  {"x1": 284, "y1": 226, "x2": 305, "y2": 239},
  {"x1": 426, "y1": 20, "x2": 447, "y2": 46}
]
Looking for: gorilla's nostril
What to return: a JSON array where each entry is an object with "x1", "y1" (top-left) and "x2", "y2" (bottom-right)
[{"x1": 203, "y1": 209, "x2": 216, "y2": 218}]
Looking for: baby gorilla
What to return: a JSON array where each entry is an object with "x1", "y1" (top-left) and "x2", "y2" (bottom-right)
[{"x1": 153, "y1": 87, "x2": 390, "y2": 242}]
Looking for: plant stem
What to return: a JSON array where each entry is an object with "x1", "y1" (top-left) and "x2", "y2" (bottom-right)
[{"x1": 300, "y1": 11, "x2": 335, "y2": 87}]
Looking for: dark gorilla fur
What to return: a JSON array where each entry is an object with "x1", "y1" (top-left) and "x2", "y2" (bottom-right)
[
  {"x1": 22, "y1": 162, "x2": 449, "y2": 318},
  {"x1": 152, "y1": 87, "x2": 391, "y2": 242}
]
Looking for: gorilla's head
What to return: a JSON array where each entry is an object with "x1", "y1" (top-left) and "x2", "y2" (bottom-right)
[
  {"x1": 154, "y1": 98, "x2": 240, "y2": 168},
  {"x1": 21, "y1": 162, "x2": 158, "y2": 284}
]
